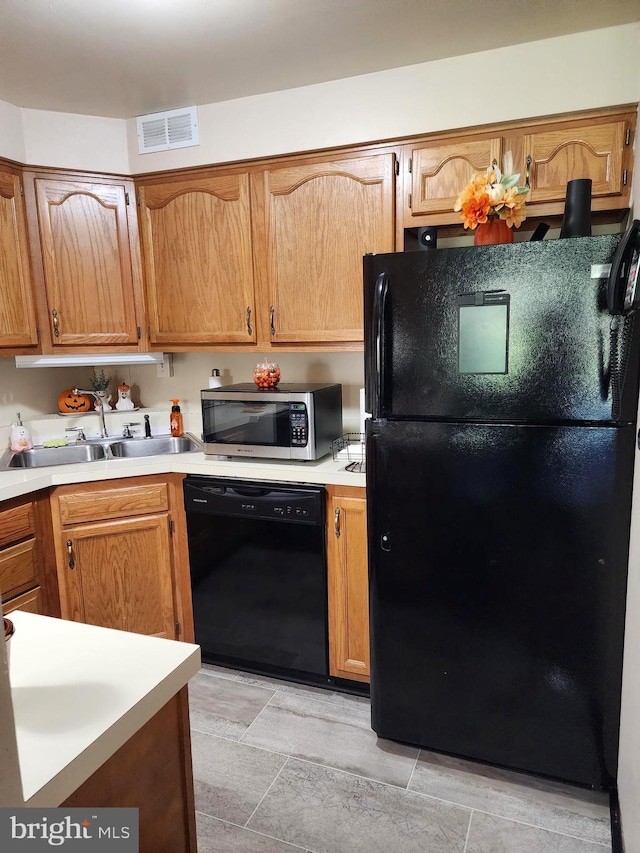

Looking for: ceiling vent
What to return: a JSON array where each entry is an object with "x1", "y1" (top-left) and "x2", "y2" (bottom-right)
[{"x1": 136, "y1": 106, "x2": 199, "y2": 154}]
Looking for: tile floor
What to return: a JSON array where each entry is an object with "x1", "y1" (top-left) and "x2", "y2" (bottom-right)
[{"x1": 189, "y1": 664, "x2": 612, "y2": 853}]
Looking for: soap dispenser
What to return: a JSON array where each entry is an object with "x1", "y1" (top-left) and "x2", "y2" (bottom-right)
[
  {"x1": 208, "y1": 368, "x2": 222, "y2": 389},
  {"x1": 170, "y1": 400, "x2": 183, "y2": 437},
  {"x1": 10, "y1": 412, "x2": 33, "y2": 452}
]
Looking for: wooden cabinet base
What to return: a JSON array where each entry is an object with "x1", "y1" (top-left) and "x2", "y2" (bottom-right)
[
  {"x1": 62, "y1": 688, "x2": 197, "y2": 853},
  {"x1": 326, "y1": 485, "x2": 370, "y2": 683}
]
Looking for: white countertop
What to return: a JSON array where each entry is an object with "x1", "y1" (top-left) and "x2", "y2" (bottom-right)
[
  {"x1": 0, "y1": 450, "x2": 366, "y2": 502},
  {"x1": 7, "y1": 611, "x2": 200, "y2": 807}
]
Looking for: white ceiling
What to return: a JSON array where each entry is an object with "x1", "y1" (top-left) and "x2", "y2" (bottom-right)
[{"x1": 0, "y1": 0, "x2": 638, "y2": 120}]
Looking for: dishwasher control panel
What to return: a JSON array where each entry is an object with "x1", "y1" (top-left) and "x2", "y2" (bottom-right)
[{"x1": 183, "y1": 476, "x2": 324, "y2": 526}]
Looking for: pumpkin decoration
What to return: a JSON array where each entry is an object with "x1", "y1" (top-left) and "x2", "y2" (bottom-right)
[{"x1": 58, "y1": 388, "x2": 93, "y2": 413}]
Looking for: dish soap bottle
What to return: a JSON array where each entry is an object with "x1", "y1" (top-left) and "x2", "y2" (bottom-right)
[
  {"x1": 170, "y1": 400, "x2": 183, "y2": 437},
  {"x1": 10, "y1": 412, "x2": 33, "y2": 452}
]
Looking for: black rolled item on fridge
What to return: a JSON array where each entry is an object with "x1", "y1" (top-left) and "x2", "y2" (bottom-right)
[
  {"x1": 529, "y1": 223, "x2": 550, "y2": 242},
  {"x1": 560, "y1": 178, "x2": 592, "y2": 238}
]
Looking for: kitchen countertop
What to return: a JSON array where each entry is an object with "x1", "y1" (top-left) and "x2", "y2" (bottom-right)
[
  {"x1": 0, "y1": 450, "x2": 366, "y2": 502},
  {"x1": 7, "y1": 610, "x2": 200, "y2": 807}
]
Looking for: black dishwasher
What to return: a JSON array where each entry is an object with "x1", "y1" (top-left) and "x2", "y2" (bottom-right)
[{"x1": 184, "y1": 476, "x2": 329, "y2": 685}]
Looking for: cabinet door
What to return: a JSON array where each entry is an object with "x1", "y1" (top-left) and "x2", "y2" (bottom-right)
[
  {"x1": 410, "y1": 137, "x2": 503, "y2": 216},
  {"x1": 522, "y1": 121, "x2": 627, "y2": 204},
  {"x1": 139, "y1": 173, "x2": 257, "y2": 346},
  {"x1": 33, "y1": 177, "x2": 141, "y2": 347},
  {"x1": 326, "y1": 488, "x2": 369, "y2": 682},
  {"x1": 257, "y1": 154, "x2": 395, "y2": 343},
  {"x1": 0, "y1": 169, "x2": 38, "y2": 349},
  {"x1": 59, "y1": 514, "x2": 176, "y2": 639}
]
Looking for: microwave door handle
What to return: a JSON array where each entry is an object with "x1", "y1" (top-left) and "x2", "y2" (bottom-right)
[{"x1": 372, "y1": 272, "x2": 388, "y2": 418}]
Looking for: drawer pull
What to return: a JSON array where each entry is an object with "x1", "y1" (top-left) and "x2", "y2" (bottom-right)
[
  {"x1": 52, "y1": 309, "x2": 60, "y2": 337},
  {"x1": 270, "y1": 305, "x2": 276, "y2": 336},
  {"x1": 246, "y1": 306, "x2": 252, "y2": 336},
  {"x1": 334, "y1": 507, "x2": 341, "y2": 539},
  {"x1": 525, "y1": 154, "x2": 532, "y2": 188},
  {"x1": 66, "y1": 539, "x2": 75, "y2": 570}
]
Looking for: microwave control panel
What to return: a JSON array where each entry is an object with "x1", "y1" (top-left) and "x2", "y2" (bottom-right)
[{"x1": 289, "y1": 402, "x2": 308, "y2": 446}]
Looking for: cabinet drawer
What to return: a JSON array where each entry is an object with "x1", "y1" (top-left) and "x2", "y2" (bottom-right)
[
  {"x1": 57, "y1": 483, "x2": 169, "y2": 525},
  {"x1": 3, "y1": 586, "x2": 42, "y2": 616},
  {"x1": 0, "y1": 502, "x2": 35, "y2": 548},
  {"x1": 0, "y1": 538, "x2": 38, "y2": 597}
]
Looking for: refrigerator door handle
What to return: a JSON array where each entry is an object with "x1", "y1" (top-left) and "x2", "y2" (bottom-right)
[{"x1": 371, "y1": 271, "x2": 389, "y2": 418}]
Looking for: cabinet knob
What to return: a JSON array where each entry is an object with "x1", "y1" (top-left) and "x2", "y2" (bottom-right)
[{"x1": 66, "y1": 538, "x2": 75, "y2": 570}]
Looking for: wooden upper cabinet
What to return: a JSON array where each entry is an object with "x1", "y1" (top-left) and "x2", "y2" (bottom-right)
[
  {"x1": 255, "y1": 153, "x2": 395, "y2": 344},
  {"x1": 522, "y1": 120, "x2": 628, "y2": 204},
  {"x1": 30, "y1": 175, "x2": 143, "y2": 348},
  {"x1": 410, "y1": 137, "x2": 502, "y2": 217},
  {"x1": 0, "y1": 168, "x2": 39, "y2": 350},
  {"x1": 138, "y1": 172, "x2": 256, "y2": 346}
]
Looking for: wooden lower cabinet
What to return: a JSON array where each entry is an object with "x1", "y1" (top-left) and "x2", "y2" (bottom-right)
[
  {"x1": 326, "y1": 485, "x2": 370, "y2": 682},
  {"x1": 63, "y1": 687, "x2": 197, "y2": 853},
  {"x1": 0, "y1": 492, "x2": 59, "y2": 618},
  {"x1": 49, "y1": 475, "x2": 194, "y2": 642}
]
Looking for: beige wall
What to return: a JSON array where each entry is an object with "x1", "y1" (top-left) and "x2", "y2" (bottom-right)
[
  {"x1": 0, "y1": 359, "x2": 93, "y2": 427},
  {"x1": 0, "y1": 352, "x2": 364, "y2": 437},
  {"x1": 0, "y1": 98, "x2": 25, "y2": 163},
  {"x1": 0, "y1": 25, "x2": 638, "y2": 175},
  {"x1": 618, "y1": 103, "x2": 640, "y2": 853},
  {"x1": 21, "y1": 108, "x2": 129, "y2": 173},
  {"x1": 125, "y1": 24, "x2": 640, "y2": 174}
]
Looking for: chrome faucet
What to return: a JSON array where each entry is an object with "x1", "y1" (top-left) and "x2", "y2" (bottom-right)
[
  {"x1": 73, "y1": 388, "x2": 108, "y2": 438},
  {"x1": 65, "y1": 427, "x2": 86, "y2": 443},
  {"x1": 122, "y1": 422, "x2": 140, "y2": 438}
]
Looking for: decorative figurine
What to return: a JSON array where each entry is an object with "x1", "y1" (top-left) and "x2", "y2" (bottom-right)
[
  {"x1": 10, "y1": 412, "x2": 33, "y2": 452},
  {"x1": 115, "y1": 382, "x2": 135, "y2": 411},
  {"x1": 90, "y1": 370, "x2": 112, "y2": 411}
]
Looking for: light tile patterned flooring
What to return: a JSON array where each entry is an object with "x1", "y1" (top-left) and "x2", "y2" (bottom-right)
[{"x1": 190, "y1": 664, "x2": 612, "y2": 853}]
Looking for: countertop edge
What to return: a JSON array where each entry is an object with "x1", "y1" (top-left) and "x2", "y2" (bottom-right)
[
  {"x1": 8, "y1": 612, "x2": 201, "y2": 808},
  {"x1": 23, "y1": 649, "x2": 201, "y2": 808},
  {"x1": 0, "y1": 452, "x2": 366, "y2": 501}
]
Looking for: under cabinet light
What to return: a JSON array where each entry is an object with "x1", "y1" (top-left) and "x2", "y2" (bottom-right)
[{"x1": 15, "y1": 353, "x2": 166, "y2": 368}]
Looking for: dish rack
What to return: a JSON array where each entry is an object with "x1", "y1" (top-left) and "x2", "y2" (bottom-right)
[{"x1": 332, "y1": 433, "x2": 365, "y2": 473}]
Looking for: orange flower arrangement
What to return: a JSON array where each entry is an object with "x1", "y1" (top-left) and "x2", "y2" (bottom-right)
[{"x1": 454, "y1": 153, "x2": 529, "y2": 230}]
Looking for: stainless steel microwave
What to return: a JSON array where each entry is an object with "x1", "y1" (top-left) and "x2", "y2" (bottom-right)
[{"x1": 201, "y1": 383, "x2": 343, "y2": 461}]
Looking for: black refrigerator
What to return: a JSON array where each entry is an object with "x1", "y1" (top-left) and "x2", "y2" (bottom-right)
[{"x1": 364, "y1": 233, "x2": 640, "y2": 790}]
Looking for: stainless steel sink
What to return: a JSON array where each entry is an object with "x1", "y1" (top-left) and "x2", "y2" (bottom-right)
[
  {"x1": 108, "y1": 435, "x2": 201, "y2": 458},
  {"x1": 0, "y1": 432, "x2": 202, "y2": 469},
  {"x1": 3, "y1": 443, "x2": 109, "y2": 468}
]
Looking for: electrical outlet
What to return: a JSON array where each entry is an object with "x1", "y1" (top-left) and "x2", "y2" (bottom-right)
[{"x1": 156, "y1": 354, "x2": 174, "y2": 378}]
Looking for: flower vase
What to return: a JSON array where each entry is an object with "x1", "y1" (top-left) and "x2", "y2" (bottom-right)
[{"x1": 474, "y1": 219, "x2": 514, "y2": 246}]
